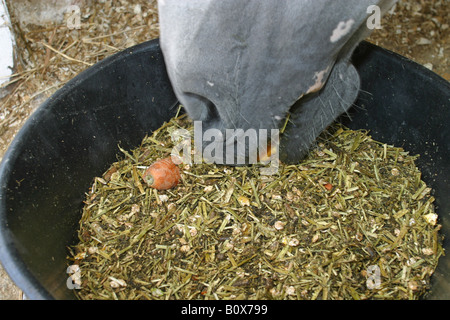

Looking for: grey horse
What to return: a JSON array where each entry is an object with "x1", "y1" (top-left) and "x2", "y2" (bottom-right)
[{"x1": 158, "y1": 0, "x2": 397, "y2": 164}]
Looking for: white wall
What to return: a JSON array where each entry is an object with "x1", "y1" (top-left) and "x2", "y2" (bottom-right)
[{"x1": 0, "y1": 0, "x2": 14, "y2": 93}]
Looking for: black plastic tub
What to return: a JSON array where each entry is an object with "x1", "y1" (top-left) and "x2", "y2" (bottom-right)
[{"x1": 0, "y1": 40, "x2": 448, "y2": 300}]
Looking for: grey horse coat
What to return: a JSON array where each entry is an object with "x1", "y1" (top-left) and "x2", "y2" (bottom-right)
[{"x1": 158, "y1": 0, "x2": 397, "y2": 164}]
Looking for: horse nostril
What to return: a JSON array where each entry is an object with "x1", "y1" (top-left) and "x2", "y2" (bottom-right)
[
  {"x1": 204, "y1": 98, "x2": 219, "y2": 121},
  {"x1": 183, "y1": 92, "x2": 219, "y2": 122}
]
